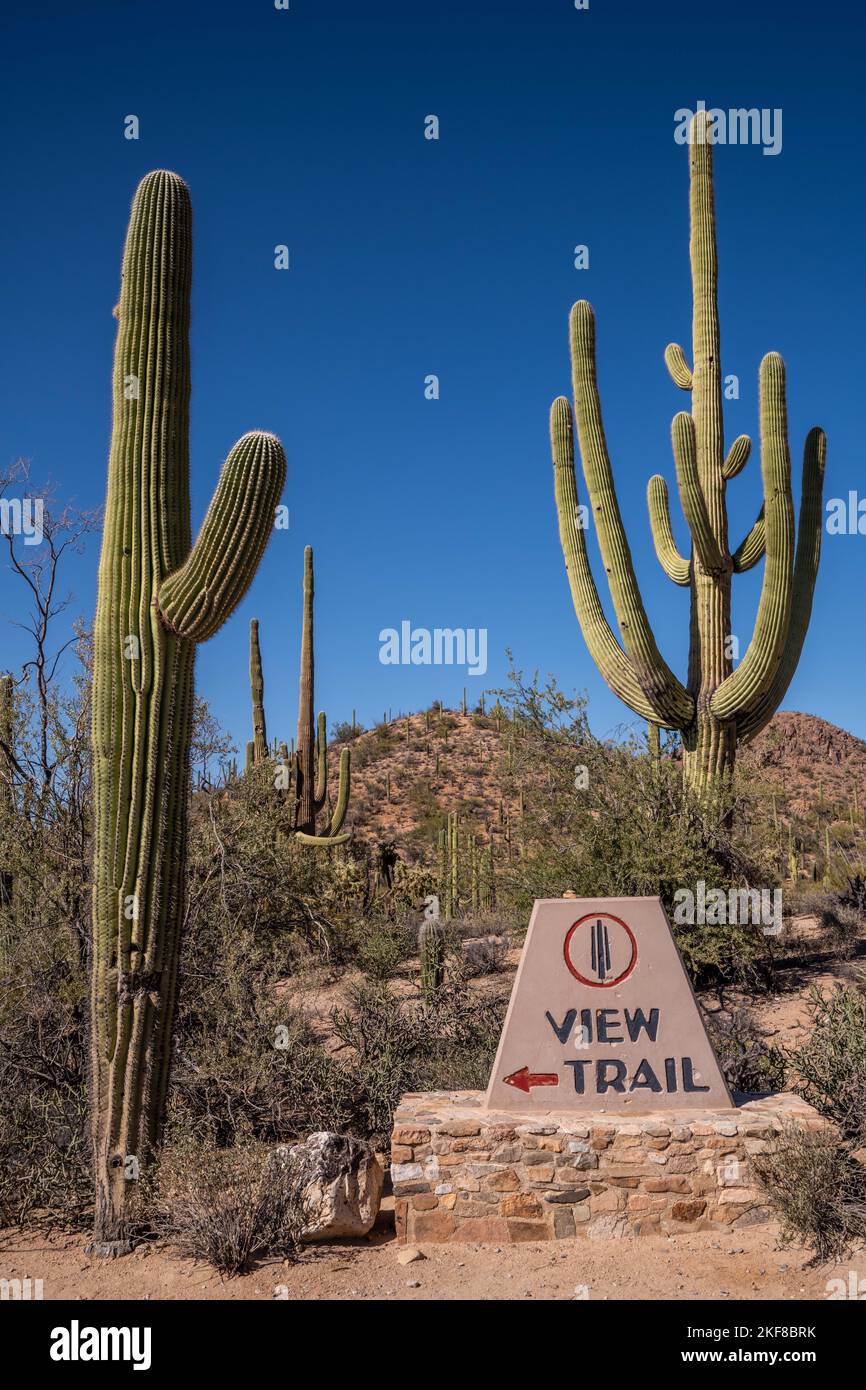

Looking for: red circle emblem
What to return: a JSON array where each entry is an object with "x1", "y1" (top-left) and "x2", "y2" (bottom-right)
[{"x1": 563, "y1": 912, "x2": 638, "y2": 988}]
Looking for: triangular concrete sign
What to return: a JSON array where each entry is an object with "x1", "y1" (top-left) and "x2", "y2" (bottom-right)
[{"x1": 486, "y1": 897, "x2": 733, "y2": 1113}]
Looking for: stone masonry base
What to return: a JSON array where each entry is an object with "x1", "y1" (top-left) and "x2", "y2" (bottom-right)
[{"x1": 392, "y1": 1090, "x2": 824, "y2": 1244}]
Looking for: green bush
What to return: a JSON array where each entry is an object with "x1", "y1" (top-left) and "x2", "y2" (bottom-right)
[
  {"x1": 753, "y1": 1125, "x2": 866, "y2": 1263},
  {"x1": 490, "y1": 661, "x2": 780, "y2": 986},
  {"x1": 356, "y1": 924, "x2": 412, "y2": 981},
  {"x1": 789, "y1": 984, "x2": 866, "y2": 1142},
  {"x1": 330, "y1": 979, "x2": 504, "y2": 1146}
]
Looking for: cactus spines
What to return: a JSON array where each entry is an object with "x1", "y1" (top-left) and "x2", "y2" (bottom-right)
[
  {"x1": 249, "y1": 619, "x2": 268, "y2": 763},
  {"x1": 551, "y1": 112, "x2": 826, "y2": 801},
  {"x1": 90, "y1": 170, "x2": 286, "y2": 1249},
  {"x1": 292, "y1": 546, "x2": 350, "y2": 845},
  {"x1": 419, "y1": 914, "x2": 445, "y2": 1003}
]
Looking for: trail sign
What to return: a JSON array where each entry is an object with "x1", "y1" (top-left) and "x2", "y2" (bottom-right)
[{"x1": 486, "y1": 897, "x2": 733, "y2": 1112}]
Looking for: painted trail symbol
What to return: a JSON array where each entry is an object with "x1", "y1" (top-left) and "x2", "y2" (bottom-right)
[
  {"x1": 503, "y1": 1066, "x2": 559, "y2": 1093},
  {"x1": 486, "y1": 897, "x2": 733, "y2": 1113},
  {"x1": 591, "y1": 918, "x2": 610, "y2": 979},
  {"x1": 564, "y1": 912, "x2": 638, "y2": 988}
]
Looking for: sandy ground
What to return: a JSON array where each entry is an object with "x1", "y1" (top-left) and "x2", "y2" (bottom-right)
[{"x1": 3, "y1": 1203, "x2": 862, "y2": 1302}]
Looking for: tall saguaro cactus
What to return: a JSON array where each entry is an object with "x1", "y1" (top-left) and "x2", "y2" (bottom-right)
[
  {"x1": 551, "y1": 112, "x2": 826, "y2": 798},
  {"x1": 249, "y1": 618, "x2": 268, "y2": 763},
  {"x1": 293, "y1": 546, "x2": 351, "y2": 844},
  {"x1": 90, "y1": 170, "x2": 286, "y2": 1249}
]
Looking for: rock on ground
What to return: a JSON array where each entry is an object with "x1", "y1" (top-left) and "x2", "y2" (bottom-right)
[{"x1": 288, "y1": 1132, "x2": 383, "y2": 1240}]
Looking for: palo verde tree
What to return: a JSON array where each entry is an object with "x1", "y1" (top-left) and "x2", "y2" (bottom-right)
[
  {"x1": 551, "y1": 110, "x2": 826, "y2": 799},
  {"x1": 90, "y1": 171, "x2": 286, "y2": 1250}
]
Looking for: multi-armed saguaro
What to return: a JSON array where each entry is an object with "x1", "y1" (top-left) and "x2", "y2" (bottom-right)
[
  {"x1": 90, "y1": 170, "x2": 286, "y2": 1249},
  {"x1": 292, "y1": 545, "x2": 351, "y2": 845},
  {"x1": 551, "y1": 111, "x2": 826, "y2": 799}
]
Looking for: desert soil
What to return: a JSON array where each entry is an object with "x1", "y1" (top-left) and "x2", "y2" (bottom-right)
[{"x1": 3, "y1": 1204, "x2": 862, "y2": 1303}]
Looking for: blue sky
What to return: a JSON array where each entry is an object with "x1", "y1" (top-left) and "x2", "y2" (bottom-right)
[{"x1": 1, "y1": 0, "x2": 863, "y2": 752}]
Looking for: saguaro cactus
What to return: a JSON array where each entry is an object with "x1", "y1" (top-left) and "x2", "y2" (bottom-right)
[
  {"x1": 249, "y1": 619, "x2": 269, "y2": 763},
  {"x1": 90, "y1": 171, "x2": 286, "y2": 1249},
  {"x1": 551, "y1": 112, "x2": 826, "y2": 799},
  {"x1": 292, "y1": 546, "x2": 350, "y2": 844},
  {"x1": 419, "y1": 915, "x2": 445, "y2": 1002}
]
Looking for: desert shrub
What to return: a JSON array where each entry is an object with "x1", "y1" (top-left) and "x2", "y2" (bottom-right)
[
  {"x1": 752, "y1": 1125, "x2": 866, "y2": 1262},
  {"x1": 788, "y1": 984, "x2": 866, "y2": 1142},
  {"x1": 705, "y1": 1009, "x2": 786, "y2": 1095},
  {"x1": 331, "y1": 979, "x2": 504, "y2": 1146},
  {"x1": 331, "y1": 719, "x2": 365, "y2": 743},
  {"x1": 0, "y1": 625, "x2": 92, "y2": 1230},
  {"x1": 169, "y1": 971, "x2": 359, "y2": 1149},
  {"x1": 389, "y1": 858, "x2": 437, "y2": 912},
  {"x1": 462, "y1": 934, "x2": 510, "y2": 977},
  {"x1": 405, "y1": 781, "x2": 443, "y2": 846},
  {"x1": 490, "y1": 660, "x2": 780, "y2": 987},
  {"x1": 0, "y1": 945, "x2": 90, "y2": 1230},
  {"x1": 153, "y1": 1131, "x2": 309, "y2": 1275},
  {"x1": 356, "y1": 923, "x2": 412, "y2": 981},
  {"x1": 840, "y1": 873, "x2": 866, "y2": 915}
]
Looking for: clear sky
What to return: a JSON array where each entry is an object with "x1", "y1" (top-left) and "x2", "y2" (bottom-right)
[{"x1": 1, "y1": 0, "x2": 863, "y2": 753}]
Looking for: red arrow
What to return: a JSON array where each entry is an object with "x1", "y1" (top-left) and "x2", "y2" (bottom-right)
[{"x1": 503, "y1": 1065, "x2": 560, "y2": 1093}]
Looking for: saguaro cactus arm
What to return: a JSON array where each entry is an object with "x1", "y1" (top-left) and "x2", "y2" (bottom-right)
[
  {"x1": 551, "y1": 398, "x2": 667, "y2": 722},
  {"x1": 723, "y1": 434, "x2": 752, "y2": 481},
  {"x1": 314, "y1": 710, "x2": 328, "y2": 804},
  {"x1": 731, "y1": 505, "x2": 766, "y2": 572},
  {"x1": 647, "y1": 475, "x2": 691, "y2": 585},
  {"x1": 671, "y1": 412, "x2": 725, "y2": 572},
  {"x1": 564, "y1": 302, "x2": 694, "y2": 727},
  {"x1": 737, "y1": 425, "x2": 826, "y2": 743},
  {"x1": 158, "y1": 435, "x2": 284, "y2": 641},
  {"x1": 711, "y1": 354, "x2": 795, "y2": 721},
  {"x1": 664, "y1": 342, "x2": 693, "y2": 391}
]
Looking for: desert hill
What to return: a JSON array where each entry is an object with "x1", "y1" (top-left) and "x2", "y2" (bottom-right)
[{"x1": 334, "y1": 707, "x2": 866, "y2": 859}]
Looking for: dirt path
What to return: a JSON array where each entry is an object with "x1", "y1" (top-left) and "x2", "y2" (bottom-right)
[{"x1": 3, "y1": 1213, "x2": 861, "y2": 1302}]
